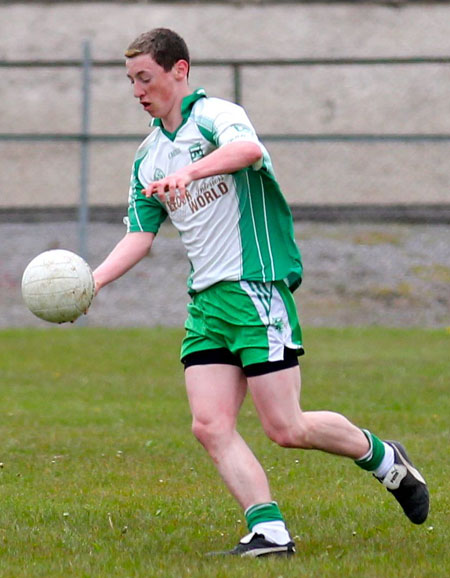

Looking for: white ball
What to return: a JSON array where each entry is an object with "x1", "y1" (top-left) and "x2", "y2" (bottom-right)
[{"x1": 21, "y1": 249, "x2": 95, "y2": 324}]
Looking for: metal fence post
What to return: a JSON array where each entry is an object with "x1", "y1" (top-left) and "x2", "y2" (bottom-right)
[
  {"x1": 79, "y1": 40, "x2": 91, "y2": 262},
  {"x1": 232, "y1": 63, "x2": 241, "y2": 106}
]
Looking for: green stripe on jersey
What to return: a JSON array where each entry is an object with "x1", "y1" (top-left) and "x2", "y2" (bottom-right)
[{"x1": 235, "y1": 168, "x2": 302, "y2": 286}]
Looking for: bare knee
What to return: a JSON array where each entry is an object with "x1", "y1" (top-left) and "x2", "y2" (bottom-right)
[
  {"x1": 265, "y1": 420, "x2": 314, "y2": 449},
  {"x1": 191, "y1": 417, "x2": 214, "y2": 446},
  {"x1": 191, "y1": 416, "x2": 235, "y2": 451}
]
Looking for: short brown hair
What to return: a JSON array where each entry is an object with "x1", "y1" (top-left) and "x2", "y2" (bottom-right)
[{"x1": 125, "y1": 28, "x2": 190, "y2": 73}]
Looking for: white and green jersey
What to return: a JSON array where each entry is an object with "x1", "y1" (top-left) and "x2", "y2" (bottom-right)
[{"x1": 126, "y1": 88, "x2": 303, "y2": 294}]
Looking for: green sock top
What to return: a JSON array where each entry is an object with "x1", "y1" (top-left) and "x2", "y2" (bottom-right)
[
  {"x1": 245, "y1": 501, "x2": 284, "y2": 531},
  {"x1": 354, "y1": 429, "x2": 386, "y2": 471}
]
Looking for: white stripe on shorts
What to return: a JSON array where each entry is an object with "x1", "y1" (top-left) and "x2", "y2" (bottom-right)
[{"x1": 239, "y1": 280, "x2": 297, "y2": 362}]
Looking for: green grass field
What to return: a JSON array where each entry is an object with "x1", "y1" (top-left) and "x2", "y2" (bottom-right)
[{"x1": 0, "y1": 327, "x2": 448, "y2": 577}]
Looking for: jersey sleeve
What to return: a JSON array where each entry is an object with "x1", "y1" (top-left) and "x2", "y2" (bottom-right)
[
  {"x1": 127, "y1": 191, "x2": 168, "y2": 233},
  {"x1": 126, "y1": 151, "x2": 168, "y2": 233},
  {"x1": 210, "y1": 101, "x2": 265, "y2": 171},
  {"x1": 213, "y1": 103, "x2": 261, "y2": 148}
]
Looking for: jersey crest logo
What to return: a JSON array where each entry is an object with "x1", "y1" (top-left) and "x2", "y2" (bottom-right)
[
  {"x1": 153, "y1": 168, "x2": 165, "y2": 180},
  {"x1": 189, "y1": 143, "x2": 204, "y2": 162}
]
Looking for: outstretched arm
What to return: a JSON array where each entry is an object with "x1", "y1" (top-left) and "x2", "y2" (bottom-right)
[{"x1": 93, "y1": 231, "x2": 155, "y2": 293}]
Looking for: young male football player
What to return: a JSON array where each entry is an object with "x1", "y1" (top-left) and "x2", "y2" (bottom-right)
[{"x1": 92, "y1": 28, "x2": 429, "y2": 557}]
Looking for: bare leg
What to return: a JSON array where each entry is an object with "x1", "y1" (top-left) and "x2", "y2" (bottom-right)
[
  {"x1": 248, "y1": 365, "x2": 369, "y2": 459},
  {"x1": 185, "y1": 364, "x2": 273, "y2": 510}
]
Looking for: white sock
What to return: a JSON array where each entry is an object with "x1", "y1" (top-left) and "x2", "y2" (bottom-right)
[
  {"x1": 252, "y1": 521, "x2": 292, "y2": 545},
  {"x1": 373, "y1": 442, "x2": 395, "y2": 479}
]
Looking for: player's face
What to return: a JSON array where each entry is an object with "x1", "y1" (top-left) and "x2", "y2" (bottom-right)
[{"x1": 126, "y1": 54, "x2": 181, "y2": 122}]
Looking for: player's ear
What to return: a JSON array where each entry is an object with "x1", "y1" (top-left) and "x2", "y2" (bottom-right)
[{"x1": 173, "y1": 59, "x2": 189, "y2": 80}]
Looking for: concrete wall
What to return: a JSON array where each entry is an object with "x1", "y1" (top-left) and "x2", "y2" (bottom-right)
[{"x1": 1, "y1": 2, "x2": 450, "y2": 208}]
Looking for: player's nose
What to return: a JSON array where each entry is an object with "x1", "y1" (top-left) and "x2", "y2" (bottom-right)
[{"x1": 133, "y1": 83, "x2": 145, "y2": 98}]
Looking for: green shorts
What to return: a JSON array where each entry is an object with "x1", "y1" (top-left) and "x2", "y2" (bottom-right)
[{"x1": 181, "y1": 280, "x2": 303, "y2": 370}]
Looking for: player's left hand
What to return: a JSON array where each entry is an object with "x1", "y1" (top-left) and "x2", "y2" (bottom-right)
[{"x1": 144, "y1": 172, "x2": 192, "y2": 204}]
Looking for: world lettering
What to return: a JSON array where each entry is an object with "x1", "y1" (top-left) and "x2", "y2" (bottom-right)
[{"x1": 166, "y1": 182, "x2": 229, "y2": 214}]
